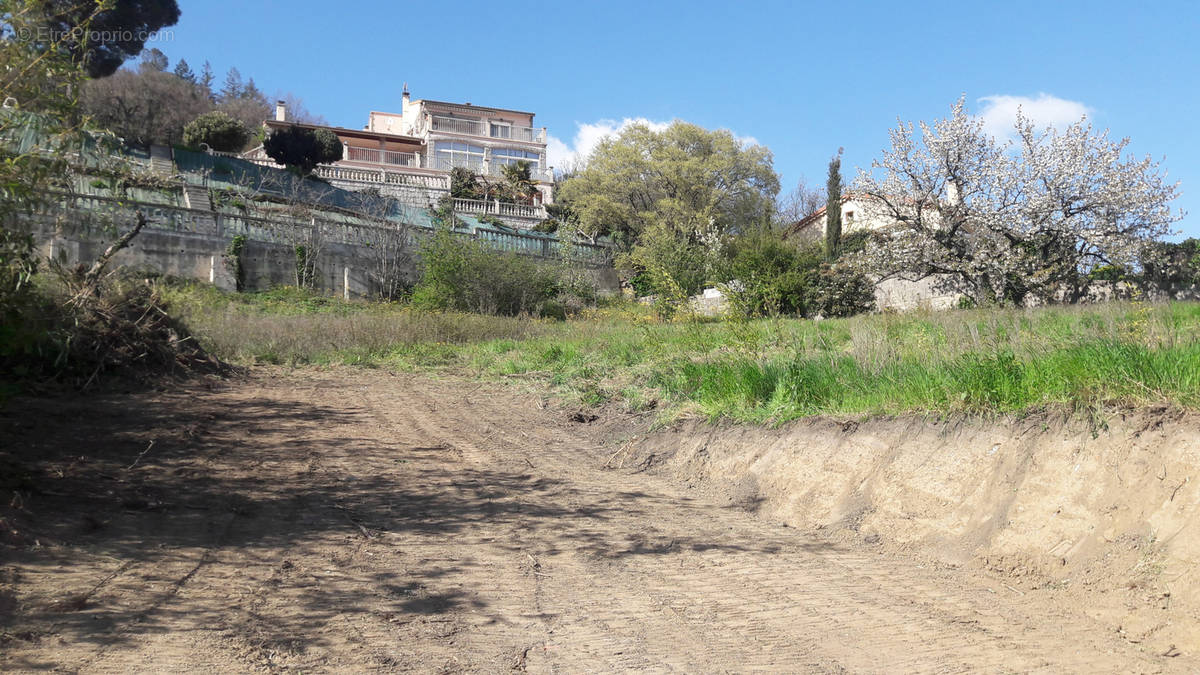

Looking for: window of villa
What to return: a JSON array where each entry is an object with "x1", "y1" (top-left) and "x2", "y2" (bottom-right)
[
  {"x1": 434, "y1": 141, "x2": 484, "y2": 170},
  {"x1": 490, "y1": 122, "x2": 512, "y2": 139},
  {"x1": 845, "y1": 210, "x2": 855, "y2": 223},
  {"x1": 492, "y1": 147, "x2": 541, "y2": 168}
]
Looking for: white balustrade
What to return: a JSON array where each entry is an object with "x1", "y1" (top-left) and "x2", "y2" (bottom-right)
[
  {"x1": 431, "y1": 116, "x2": 485, "y2": 136},
  {"x1": 451, "y1": 197, "x2": 544, "y2": 220}
]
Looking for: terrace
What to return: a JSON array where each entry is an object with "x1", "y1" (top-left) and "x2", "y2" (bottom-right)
[{"x1": 430, "y1": 115, "x2": 546, "y2": 144}]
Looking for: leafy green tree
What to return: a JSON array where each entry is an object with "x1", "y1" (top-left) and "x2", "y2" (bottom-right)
[
  {"x1": 36, "y1": 0, "x2": 181, "y2": 78},
  {"x1": 262, "y1": 125, "x2": 342, "y2": 175},
  {"x1": 1141, "y1": 238, "x2": 1200, "y2": 288},
  {"x1": 724, "y1": 226, "x2": 818, "y2": 316},
  {"x1": 824, "y1": 148, "x2": 843, "y2": 260},
  {"x1": 183, "y1": 111, "x2": 249, "y2": 152},
  {"x1": 559, "y1": 121, "x2": 779, "y2": 297},
  {"x1": 412, "y1": 226, "x2": 565, "y2": 317},
  {"x1": 559, "y1": 121, "x2": 779, "y2": 249}
]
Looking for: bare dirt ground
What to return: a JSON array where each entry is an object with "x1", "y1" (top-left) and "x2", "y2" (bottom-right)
[{"x1": 0, "y1": 368, "x2": 1191, "y2": 672}]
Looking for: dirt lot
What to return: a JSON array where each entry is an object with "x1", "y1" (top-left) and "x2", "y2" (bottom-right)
[{"x1": 0, "y1": 368, "x2": 1192, "y2": 672}]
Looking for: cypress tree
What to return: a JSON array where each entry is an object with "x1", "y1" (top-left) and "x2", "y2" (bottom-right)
[{"x1": 824, "y1": 148, "x2": 844, "y2": 261}]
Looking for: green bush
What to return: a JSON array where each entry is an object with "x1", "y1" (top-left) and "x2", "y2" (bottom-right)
[
  {"x1": 1142, "y1": 238, "x2": 1200, "y2": 288},
  {"x1": 1088, "y1": 264, "x2": 1129, "y2": 282},
  {"x1": 720, "y1": 228, "x2": 875, "y2": 319},
  {"x1": 806, "y1": 262, "x2": 877, "y2": 318},
  {"x1": 183, "y1": 111, "x2": 250, "y2": 153},
  {"x1": 412, "y1": 227, "x2": 582, "y2": 317},
  {"x1": 618, "y1": 226, "x2": 712, "y2": 300},
  {"x1": 723, "y1": 228, "x2": 819, "y2": 316}
]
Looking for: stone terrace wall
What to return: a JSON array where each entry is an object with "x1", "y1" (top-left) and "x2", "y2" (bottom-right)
[{"x1": 26, "y1": 193, "x2": 619, "y2": 297}]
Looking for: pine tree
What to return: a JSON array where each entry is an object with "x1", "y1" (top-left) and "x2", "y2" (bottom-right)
[
  {"x1": 241, "y1": 77, "x2": 265, "y2": 103},
  {"x1": 173, "y1": 58, "x2": 195, "y2": 83},
  {"x1": 199, "y1": 59, "x2": 216, "y2": 96},
  {"x1": 220, "y1": 67, "x2": 243, "y2": 102},
  {"x1": 824, "y1": 148, "x2": 843, "y2": 261}
]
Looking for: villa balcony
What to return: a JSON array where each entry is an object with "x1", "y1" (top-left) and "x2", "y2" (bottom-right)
[
  {"x1": 345, "y1": 146, "x2": 417, "y2": 167},
  {"x1": 429, "y1": 115, "x2": 546, "y2": 144}
]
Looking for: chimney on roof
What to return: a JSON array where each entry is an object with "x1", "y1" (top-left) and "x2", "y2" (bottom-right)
[
  {"x1": 275, "y1": 100, "x2": 287, "y2": 122},
  {"x1": 401, "y1": 83, "x2": 409, "y2": 114}
]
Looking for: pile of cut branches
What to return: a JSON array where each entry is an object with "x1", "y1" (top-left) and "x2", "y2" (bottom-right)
[
  {"x1": 2, "y1": 211, "x2": 230, "y2": 390},
  {"x1": 54, "y1": 279, "x2": 230, "y2": 388}
]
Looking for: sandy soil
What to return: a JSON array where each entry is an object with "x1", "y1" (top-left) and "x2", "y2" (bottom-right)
[{"x1": 0, "y1": 368, "x2": 1190, "y2": 672}]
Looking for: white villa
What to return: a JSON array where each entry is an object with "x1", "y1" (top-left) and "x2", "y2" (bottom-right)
[
  {"x1": 787, "y1": 194, "x2": 893, "y2": 242},
  {"x1": 243, "y1": 87, "x2": 554, "y2": 228}
]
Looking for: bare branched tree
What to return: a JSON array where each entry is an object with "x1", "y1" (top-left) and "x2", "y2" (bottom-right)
[
  {"x1": 234, "y1": 168, "x2": 336, "y2": 289},
  {"x1": 777, "y1": 175, "x2": 826, "y2": 226},
  {"x1": 351, "y1": 190, "x2": 414, "y2": 299}
]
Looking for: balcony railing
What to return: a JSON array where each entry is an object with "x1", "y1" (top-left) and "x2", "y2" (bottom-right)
[
  {"x1": 452, "y1": 197, "x2": 545, "y2": 220},
  {"x1": 487, "y1": 124, "x2": 546, "y2": 143},
  {"x1": 345, "y1": 146, "x2": 417, "y2": 167},
  {"x1": 430, "y1": 115, "x2": 546, "y2": 143},
  {"x1": 315, "y1": 164, "x2": 450, "y2": 190},
  {"x1": 430, "y1": 116, "x2": 485, "y2": 136}
]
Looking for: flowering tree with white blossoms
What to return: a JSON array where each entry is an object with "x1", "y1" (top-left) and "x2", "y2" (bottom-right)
[{"x1": 852, "y1": 98, "x2": 1183, "y2": 305}]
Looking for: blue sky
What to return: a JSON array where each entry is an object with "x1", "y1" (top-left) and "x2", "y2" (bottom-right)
[{"x1": 156, "y1": 0, "x2": 1196, "y2": 237}]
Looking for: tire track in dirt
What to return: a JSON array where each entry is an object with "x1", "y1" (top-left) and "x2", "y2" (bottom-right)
[
  {"x1": 1, "y1": 369, "x2": 1186, "y2": 672},
  {"x1": 388, "y1": 372, "x2": 1177, "y2": 673}
]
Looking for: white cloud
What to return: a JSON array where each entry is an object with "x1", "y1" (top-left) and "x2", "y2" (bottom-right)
[
  {"x1": 546, "y1": 118, "x2": 762, "y2": 173},
  {"x1": 976, "y1": 93, "x2": 1092, "y2": 141},
  {"x1": 546, "y1": 117, "x2": 670, "y2": 172},
  {"x1": 735, "y1": 134, "x2": 760, "y2": 149}
]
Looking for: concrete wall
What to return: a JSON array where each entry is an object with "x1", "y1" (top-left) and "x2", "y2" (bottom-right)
[
  {"x1": 875, "y1": 275, "x2": 1200, "y2": 313},
  {"x1": 875, "y1": 277, "x2": 964, "y2": 312},
  {"x1": 28, "y1": 196, "x2": 618, "y2": 299}
]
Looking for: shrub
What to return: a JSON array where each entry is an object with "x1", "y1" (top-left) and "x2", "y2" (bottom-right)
[
  {"x1": 1087, "y1": 264, "x2": 1129, "y2": 282},
  {"x1": 723, "y1": 228, "x2": 819, "y2": 316},
  {"x1": 412, "y1": 227, "x2": 582, "y2": 317},
  {"x1": 183, "y1": 111, "x2": 250, "y2": 152},
  {"x1": 1142, "y1": 238, "x2": 1200, "y2": 288},
  {"x1": 806, "y1": 262, "x2": 876, "y2": 318},
  {"x1": 618, "y1": 226, "x2": 712, "y2": 300}
]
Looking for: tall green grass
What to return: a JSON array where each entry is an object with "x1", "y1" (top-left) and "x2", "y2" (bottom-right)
[{"x1": 164, "y1": 280, "x2": 1200, "y2": 421}]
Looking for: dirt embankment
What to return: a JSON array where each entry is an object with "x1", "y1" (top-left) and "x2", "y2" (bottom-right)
[{"x1": 629, "y1": 408, "x2": 1200, "y2": 653}]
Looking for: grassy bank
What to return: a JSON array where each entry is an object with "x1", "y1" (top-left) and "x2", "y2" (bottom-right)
[{"x1": 165, "y1": 281, "x2": 1200, "y2": 422}]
